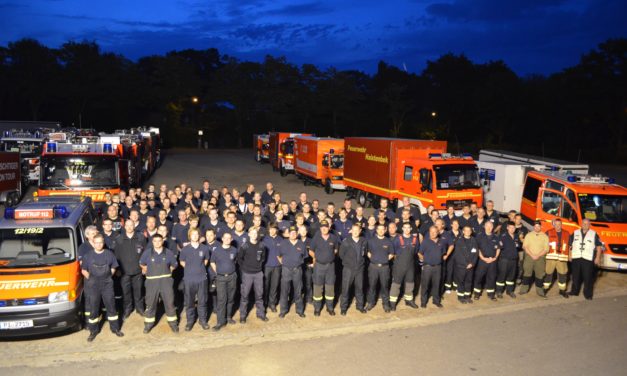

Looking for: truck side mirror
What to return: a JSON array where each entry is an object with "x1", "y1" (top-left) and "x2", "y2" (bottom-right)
[{"x1": 322, "y1": 155, "x2": 329, "y2": 167}]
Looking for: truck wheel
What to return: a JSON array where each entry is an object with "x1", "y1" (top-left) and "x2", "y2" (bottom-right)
[
  {"x1": 325, "y1": 180, "x2": 334, "y2": 195},
  {"x1": 280, "y1": 165, "x2": 287, "y2": 177},
  {"x1": 357, "y1": 191, "x2": 368, "y2": 207}
]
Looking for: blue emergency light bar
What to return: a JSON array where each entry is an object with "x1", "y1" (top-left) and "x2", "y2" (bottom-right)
[
  {"x1": 4, "y1": 206, "x2": 70, "y2": 220},
  {"x1": 103, "y1": 143, "x2": 113, "y2": 153},
  {"x1": 429, "y1": 153, "x2": 442, "y2": 159},
  {"x1": 46, "y1": 142, "x2": 57, "y2": 153}
]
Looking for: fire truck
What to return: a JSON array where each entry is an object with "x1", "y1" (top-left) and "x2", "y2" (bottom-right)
[
  {"x1": 343, "y1": 138, "x2": 483, "y2": 213},
  {"x1": 0, "y1": 130, "x2": 47, "y2": 185},
  {"x1": 253, "y1": 134, "x2": 270, "y2": 163},
  {"x1": 38, "y1": 134, "x2": 144, "y2": 202},
  {"x1": 269, "y1": 132, "x2": 312, "y2": 176},
  {"x1": 294, "y1": 136, "x2": 345, "y2": 194},
  {"x1": 0, "y1": 196, "x2": 96, "y2": 336},
  {"x1": 478, "y1": 150, "x2": 627, "y2": 270}
]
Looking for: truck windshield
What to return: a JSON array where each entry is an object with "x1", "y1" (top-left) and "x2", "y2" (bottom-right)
[
  {"x1": 282, "y1": 140, "x2": 295, "y2": 155},
  {"x1": 40, "y1": 156, "x2": 119, "y2": 189},
  {"x1": 331, "y1": 155, "x2": 344, "y2": 169},
  {"x1": 434, "y1": 164, "x2": 480, "y2": 190},
  {"x1": 578, "y1": 194, "x2": 626, "y2": 223},
  {"x1": 0, "y1": 228, "x2": 75, "y2": 267},
  {"x1": 1, "y1": 140, "x2": 42, "y2": 156}
]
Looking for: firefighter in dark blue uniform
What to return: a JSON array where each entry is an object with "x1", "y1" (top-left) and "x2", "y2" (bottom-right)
[
  {"x1": 140, "y1": 234, "x2": 179, "y2": 333},
  {"x1": 389, "y1": 222, "x2": 419, "y2": 310},
  {"x1": 332, "y1": 209, "x2": 353, "y2": 241},
  {"x1": 418, "y1": 226, "x2": 446, "y2": 308},
  {"x1": 179, "y1": 228, "x2": 210, "y2": 331},
  {"x1": 262, "y1": 224, "x2": 282, "y2": 312},
  {"x1": 453, "y1": 226, "x2": 479, "y2": 303},
  {"x1": 204, "y1": 228, "x2": 221, "y2": 315},
  {"x1": 366, "y1": 224, "x2": 394, "y2": 312},
  {"x1": 309, "y1": 220, "x2": 339, "y2": 316},
  {"x1": 496, "y1": 221, "x2": 519, "y2": 298},
  {"x1": 442, "y1": 219, "x2": 461, "y2": 294},
  {"x1": 81, "y1": 234, "x2": 124, "y2": 342},
  {"x1": 473, "y1": 221, "x2": 500, "y2": 301},
  {"x1": 210, "y1": 232, "x2": 238, "y2": 331},
  {"x1": 338, "y1": 223, "x2": 368, "y2": 315},
  {"x1": 278, "y1": 227, "x2": 307, "y2": 318}
]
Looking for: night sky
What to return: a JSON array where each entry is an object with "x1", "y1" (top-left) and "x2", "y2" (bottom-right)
[{"x1": 1, "y1": 0, "x2": 626, "y2": 75}]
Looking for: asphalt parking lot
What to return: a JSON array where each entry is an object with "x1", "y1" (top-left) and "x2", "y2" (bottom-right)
[{"x1": 2, "y1": 149, "x2": 626, "y2": 375}]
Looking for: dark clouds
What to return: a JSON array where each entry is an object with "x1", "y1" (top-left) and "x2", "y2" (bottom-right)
[{"x1": 0, "y1": 0, "x2": 625, "y2": 75}]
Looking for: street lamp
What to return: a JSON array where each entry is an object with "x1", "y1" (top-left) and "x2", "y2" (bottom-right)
[
  {"x1": 191, "y1": 96, "x2": 199, "y2": 104},
  {"x1": 431, "y1": 112, "x2": 437, "y2": 118},
  {"x1": 198, "y1": 130, "x2": 203, "y2": 149}
]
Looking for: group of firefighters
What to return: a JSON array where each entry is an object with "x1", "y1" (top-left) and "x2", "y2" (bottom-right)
[{"x1": 78, "y1": 181, "x2": 604, "y2": 342}]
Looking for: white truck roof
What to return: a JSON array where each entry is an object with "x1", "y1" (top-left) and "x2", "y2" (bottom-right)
[{"x1": 479, "y1": 149, "x2": 589, "y2": 174}]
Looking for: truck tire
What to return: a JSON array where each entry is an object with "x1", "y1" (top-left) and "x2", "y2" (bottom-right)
[
  {"x1": 357, "y1": 191, "x2": 368, "y2": 207},
  {"x1": 280, "y1": 164, "x2": 287, "y2": 177},
  {"x1": 325, "y1": 180, "x2": 334, "y2": 194}
]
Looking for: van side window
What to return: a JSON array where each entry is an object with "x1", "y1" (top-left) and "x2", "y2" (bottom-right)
[
  {"x1": 565, "y1": 189, "x2": 576, "y2": 203},
  {"x1": 562, "y1": 200, "x2": 577, "y2": 222},
  {"x1": 522, "y1": 176, "x2": 542, "y2": 203},
  {"x1": 541, "y1": 191, "x2": 561, "y2": 216},
  {"x1": 404, "y1": 166, "x2": 413, "y2": 181},
  {"x1": 546, "y1": 180, "x2": 564, "y2": 192}
]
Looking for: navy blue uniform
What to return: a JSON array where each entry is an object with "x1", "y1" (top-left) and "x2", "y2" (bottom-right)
[
  {"x1": 211, "y1": 246, "x2": 238, "y2": 326},
  {"x1": 82, "y1": 249, "x2": 120, "y2": 334},
  {"x1": 442, "y1": 230, "x2": 462, "y2": 292},
  {"x1": 339, "y1": 237, "x2": 367, "y2": 312},
  {"x1": 262, "y1": 235, "x2": 283, "y2": 309},
  {"x1": 496, "y1": 232, "x2": 519, "y2": 295},
  {"x1": 180, "y1": 244, "x2": 210, "y2": 326},
  {"x1": 419, "y1": 238, "x2": 446, "y2": 305},
  {"x1": 171, "y1": 222, "x2": 190, "y2": 249},
  {"x1": 390, "y1": 234, "x2": 419, "y2": 305},
  {"x1": 473, "y1": 233, "x2": 500, "y2": 299},
  {"x1": 453, "y1": 237, "x2": 479, "y2": 302},
  {"x1": 278, "y1": 239, "x2": 306, "y2": 315},
  {"x1": 140, "y1": 247, "x2": 178, "y2": 330},
  {"x1": 237, "y1": 241, "x2": 267, "y2": 320},
  {"x1": 332, "y1": 219, "x2": 352, "y2": 241},
  {"x1": 366, "y1": 236, "x2": 393, "y2": 310},
  {"x1": 310, "y1": 233, "x2": 339, "y2": 312}
]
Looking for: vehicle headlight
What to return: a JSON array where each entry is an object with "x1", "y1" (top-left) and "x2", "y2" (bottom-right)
[{"x1": 48, "y1": 291, "x2": 69, "y2": 303}]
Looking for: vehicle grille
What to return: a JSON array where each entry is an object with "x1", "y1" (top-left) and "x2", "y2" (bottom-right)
[
  {"x1": 446, "y1": 199, "x2": 473, "y2": 209},
  {"x1": 0, "y1": 297, "x2": 48, "y2": 308},
  {"x1": 609, "y1": 244, "x2": 627, "y2": 255}
]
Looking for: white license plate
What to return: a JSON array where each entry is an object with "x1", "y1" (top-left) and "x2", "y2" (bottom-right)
[{"x1": 0, "y1": 320, "x2": 34, "y2": 330}]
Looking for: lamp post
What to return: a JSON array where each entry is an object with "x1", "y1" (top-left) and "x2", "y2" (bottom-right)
[{"x1": 198, "y1": 130, "x2": 203, "y2": 149}]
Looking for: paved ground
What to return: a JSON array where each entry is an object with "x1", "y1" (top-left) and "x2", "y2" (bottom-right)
[{"x1": 3, "y1": 149, "x2": 627, "y2": 375}]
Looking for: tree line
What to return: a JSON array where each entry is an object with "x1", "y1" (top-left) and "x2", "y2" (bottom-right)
[{"x1": 0, "y1": 38, "x2": 624, "y2": 163}]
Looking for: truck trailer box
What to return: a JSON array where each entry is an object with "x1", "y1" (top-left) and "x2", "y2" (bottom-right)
[
  {"x1": 343, "y1": 137, "x2": 447, "y2": 193},
  {"x1": 476, "y1": 160, "x2": 544, "y2": 213},
  {"x1": 294, "y1": 136, "x2": 344, "y2": 180}
]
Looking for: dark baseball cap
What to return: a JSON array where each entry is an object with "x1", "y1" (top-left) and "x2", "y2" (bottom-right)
[
  {"x1": 320, "y1": 220, "x2": 329, "y2": 227},
  {"x1": 289, "y1": 226, "x2": 298, "y2": 233}
]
